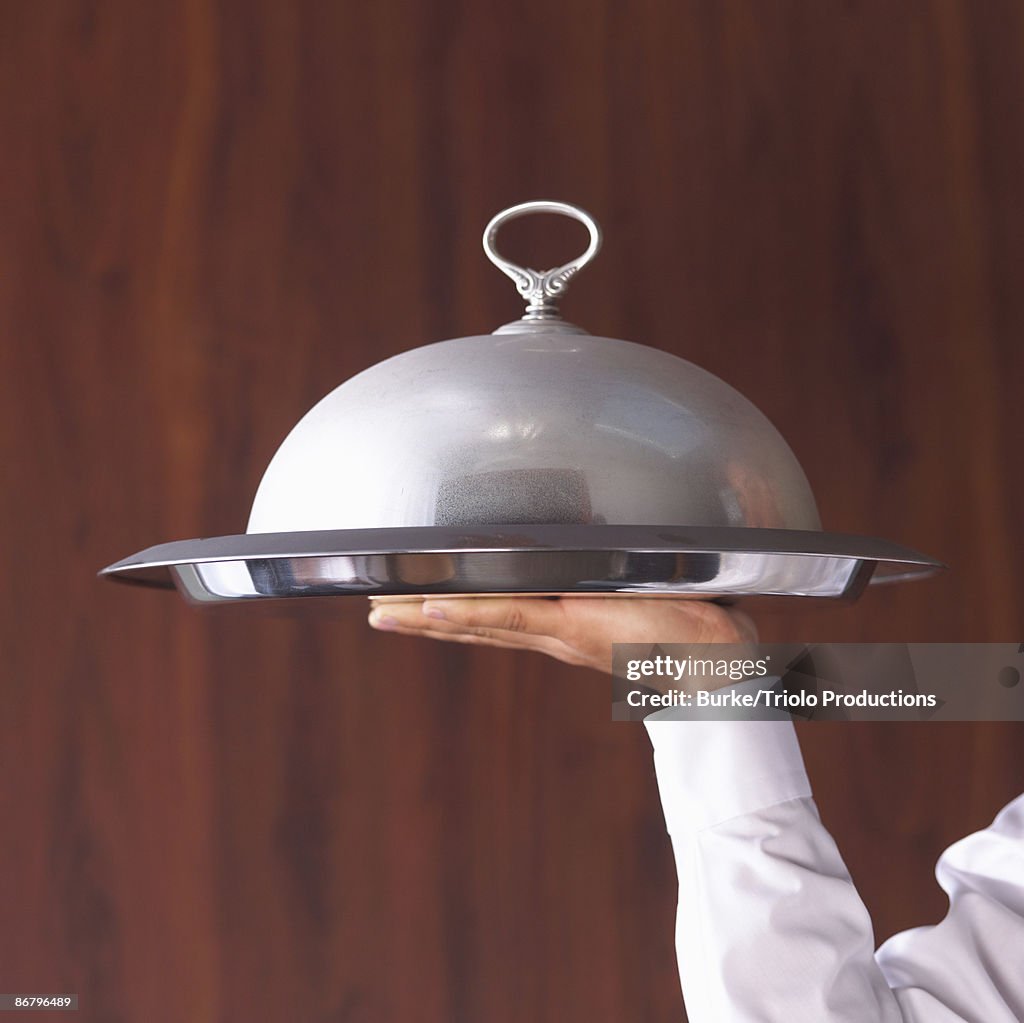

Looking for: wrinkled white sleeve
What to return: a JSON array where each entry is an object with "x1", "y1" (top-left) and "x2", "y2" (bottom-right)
[
  {"x1": 645, "y1": 715, "x2": 1024, "y2": 1022},
  {"x1": 875, "y1": 793, "x2": 1024, "y2": 1020}
]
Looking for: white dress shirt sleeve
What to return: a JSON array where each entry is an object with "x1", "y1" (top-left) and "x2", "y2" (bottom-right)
[{"x1": 645, "y1": 714, "x2": 1024, "y2": 1022}]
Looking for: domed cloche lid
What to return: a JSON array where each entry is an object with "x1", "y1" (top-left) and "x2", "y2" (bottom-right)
[{"x1": 101, "y1": 201, "x2": 942, "y2": 603}]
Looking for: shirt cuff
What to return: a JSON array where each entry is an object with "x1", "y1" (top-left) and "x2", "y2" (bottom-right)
[{"x1": 644, "y1": 711, "x2": 812, "y2": 835}]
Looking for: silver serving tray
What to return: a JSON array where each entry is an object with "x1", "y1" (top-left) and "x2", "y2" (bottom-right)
[{"x1": 99, "y1": 525, "x2": 943, "y2": 605}]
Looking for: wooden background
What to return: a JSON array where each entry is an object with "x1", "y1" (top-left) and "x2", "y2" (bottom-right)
[{"x1": 1, "y1": 2, "x2": 1022, "y2": 1020}]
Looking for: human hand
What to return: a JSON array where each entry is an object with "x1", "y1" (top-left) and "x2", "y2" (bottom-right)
[{"x1": 367, "y1": 596, "x2": 756, "y2": 676}]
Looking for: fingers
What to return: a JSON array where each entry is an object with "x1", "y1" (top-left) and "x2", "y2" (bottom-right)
[
  {"x1": 371, "y1": 596, "x2": 573, "y2": 640},
  {"x1": 368, "y1": 601, "x2": 592, "y2": 667},
  {"x1": 423, "y1": 596, "x2": 572, "y2": 637},
  {"x1": 372, "y1": 621, "x2": 538, "y2": 652}
]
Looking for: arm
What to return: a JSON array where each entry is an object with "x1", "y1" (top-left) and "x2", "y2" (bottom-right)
[
  {"x1": 646, "y1": 716, "x2": 905, "y2": 1021},
  {"x1": 874, "y1": 792, "x2": 1024, "y2": 1020},
  {"x1": 367, "y1": 596, "x2": 1024, "y2": 1022}
]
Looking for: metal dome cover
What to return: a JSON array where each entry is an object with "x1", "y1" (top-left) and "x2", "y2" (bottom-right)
[{"x1": 101, "y1": 201, "x2": 942, "y2": 603}]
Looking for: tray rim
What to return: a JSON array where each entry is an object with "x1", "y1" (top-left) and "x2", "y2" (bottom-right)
[{"x1": 98, "y1": 524, "x2": 945, "y2": 597}]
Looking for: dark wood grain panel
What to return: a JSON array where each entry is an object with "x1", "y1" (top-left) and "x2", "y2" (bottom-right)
[{"x1": 1, "y1": 2, "x2": 1021, "y2": 1021}]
